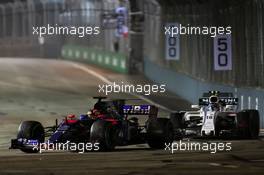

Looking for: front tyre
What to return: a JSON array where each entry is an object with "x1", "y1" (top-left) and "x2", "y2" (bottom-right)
[
  {"x1": 237, "y1": 110, "x2": 259, "y2": 139},
  {"x1": 170, "y1": 112, "x2": 184, "y2": 140},
  {"x1": 146, "y1": 118, "x2": 174, "y2": 149},
  {"x1": 17, "y1": 121, "x2": 44, "y2": 153},
  {"x1": 248, "y1": 110, "x2": 260, "y2": 139}
]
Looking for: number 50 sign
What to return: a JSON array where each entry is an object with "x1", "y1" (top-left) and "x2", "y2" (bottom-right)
[{"x1": 214, "y1": 35, "x2": 232, "y2": 71}]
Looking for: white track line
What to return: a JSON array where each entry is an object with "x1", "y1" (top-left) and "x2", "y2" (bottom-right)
[{"x1": 71, "y1": 62, "x2": 171, "y2": 112}]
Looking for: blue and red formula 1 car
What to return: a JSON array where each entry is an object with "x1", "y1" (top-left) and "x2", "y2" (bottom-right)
[{"x1": 10, "y1": 97, "x2": 174, "y2": 153}]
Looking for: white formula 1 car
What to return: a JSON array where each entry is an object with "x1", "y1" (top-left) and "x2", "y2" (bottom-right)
[{"x1": 170, "y1": 91, "x2": 260, "y2": 139}]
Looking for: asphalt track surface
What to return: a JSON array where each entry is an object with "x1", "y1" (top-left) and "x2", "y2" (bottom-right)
[{"x1": 0, "y1": 58, "x2": 263, "y2": 175}]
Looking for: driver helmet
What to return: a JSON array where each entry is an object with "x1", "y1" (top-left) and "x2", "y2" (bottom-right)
[
  {"x1": 91, "y1": 109, "x2": 101, "y2": 116},
  {"x1": 209, "y1": 95, "x2": 220, "y2": 110}
]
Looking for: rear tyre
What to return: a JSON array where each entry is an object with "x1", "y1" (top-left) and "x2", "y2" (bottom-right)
[
  {"x1": 17, "y1": 121, "x2": 44, "y2": 153},
  {"x1": 90, "y1": 120, "x2": 117, "y2": 151},
  {"x1": 146, "y1": 118, "x2": 174, "y2": 149}
]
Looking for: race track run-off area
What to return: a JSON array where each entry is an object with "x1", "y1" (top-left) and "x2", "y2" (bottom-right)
[{"x1": 0, "y1": 58, "x2": 263, "y2": 175}]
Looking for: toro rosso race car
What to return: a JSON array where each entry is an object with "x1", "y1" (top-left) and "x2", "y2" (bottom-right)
[
  {"x1": 10, "y1": 97, "x2": 174, "y2": 153},
  {"x1": 170, "y1": 91, "x2": 260, "y2": 139}
]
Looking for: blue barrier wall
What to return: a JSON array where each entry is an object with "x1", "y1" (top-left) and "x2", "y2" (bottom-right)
[{"x1": 144, "y1": 58, "x2": 264, "y2": 128}]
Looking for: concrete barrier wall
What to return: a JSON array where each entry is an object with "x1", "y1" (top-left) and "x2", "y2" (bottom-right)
[
  {"x1": 144, "y1": 58, "x2": 264, "y2": 128},
  {"x1": 61, "y1": 45, "x2": 128, "y2": 74}
]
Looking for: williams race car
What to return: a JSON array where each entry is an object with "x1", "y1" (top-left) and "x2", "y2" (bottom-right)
[
  {"x1": 10, "y1": 97, "x2": 174, "y2": 153},
  {"x1": 170, "y1": 91, "x2": 260, "y2": 139}
]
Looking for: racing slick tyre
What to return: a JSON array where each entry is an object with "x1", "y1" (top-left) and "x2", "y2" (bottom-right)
[
  {"x1": 248, "y1": 110, "x2": 260, "y2": 139},
  {"x1": 146, "y1": 118, "x2": 174, "y2": 149},
  {"x1": 17, "y1": 121, "x2": 45, "y2": 153},
  {"x1": 237, "y1": 110, "x2": 260, "y2": 139},
  {"x1": 90, "y1": 120, "x2": 117, "y2": 151},
  {"x1": 170, "y1": 112, "x2": 184, "y2": 140}
]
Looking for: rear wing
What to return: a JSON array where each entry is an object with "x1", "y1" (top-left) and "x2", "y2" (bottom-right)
[
  {"x1": 122, "y1": 105, "x2": 158, "y2": 116},
  {"x1": 199, "y1": 97, "x2": 238, "y2": 106}
]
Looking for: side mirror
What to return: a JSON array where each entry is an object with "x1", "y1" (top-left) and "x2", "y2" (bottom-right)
[{"x1": 191, "y1": 105, "x2": 200, "y2": 109}]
